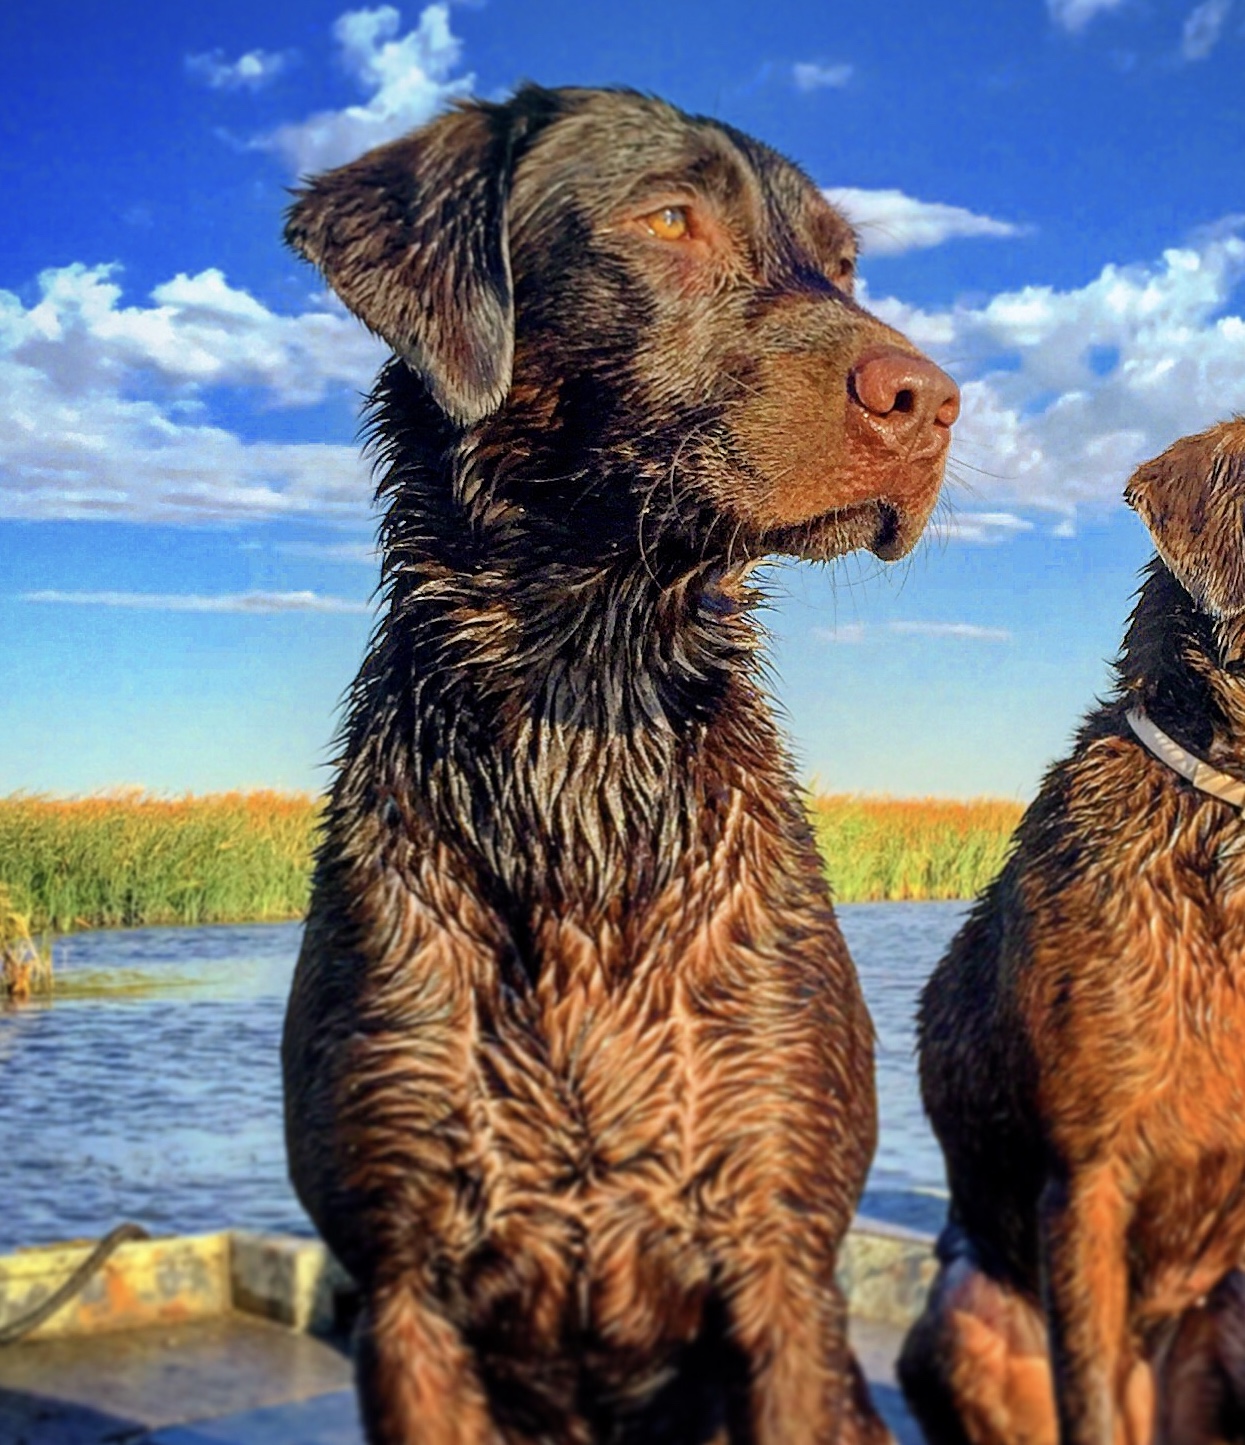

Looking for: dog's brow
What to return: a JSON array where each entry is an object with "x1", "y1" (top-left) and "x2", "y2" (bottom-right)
[{"x1": 625, "y1": 138, "x2": 760, "y2": 205}]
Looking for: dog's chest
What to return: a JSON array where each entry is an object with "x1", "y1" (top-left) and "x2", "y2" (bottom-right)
[
  {"x1": 1030, "y1": 814, "x2": 1245, "y2": 1314},
  {"x1": 1025, "y1": 807, "x2": 1245, "y2": 1145},
  {"x1": 458, "y1": 913, "x2": 718, "y2": 1367},
  {"x1": 1128, "y1": 824, "x2": 1245, "y2": 1048},
  {"x1": 1084, "y1": 865, "x2": 1245, "y2": 1109},
  {"x1": 475, "y1": 913, "x2": 695, "y2": 1197}
]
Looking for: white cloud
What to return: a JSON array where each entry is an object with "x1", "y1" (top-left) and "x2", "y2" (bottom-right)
[
  {"x1": 931, "y1": 511, "x2": 1036, "y2": 545},
  {"x1": 826, "y1": 188, "x2": 1026, "y2": 256},
  {"x1": 0, "y1": 263, "x2": 384, "y2": 524},
  {"x1": 816, "y1": 621, "x2": 1013, "y2": 644},
  {"x1": 186, "y1": 48, "x2": 293, "y2": 90},
  {"x1": 21, "y1": 590, "x2": 370, "y2": 614},
  {"x1": 890, "y1": 621, "x2": 1013, "y2": 641},
  {"x1": 8, "y1": 221, "x2": 1244, "y2": 534},
  {"x1": 9, "y1": 263, "x2": 385, "y2": 405},
  {"x1": 862, "y1": 218, "x2": 1245, "y2": 522},
  {"x1": 1180, "y1": 0, "x2": 1233, "y2": 59},
  {"x1": 1047, "y1": 0, "x2": 1127, "y2": 32},
  {"x1": 792, "y1": 62, "x2": 853, "y2": 91},
  {"x1": 276, "y1": 539, "x2": 380, "y2": 564},
  {"x1": 261, "y1": 3, "x2": 473, "y2": 175}
]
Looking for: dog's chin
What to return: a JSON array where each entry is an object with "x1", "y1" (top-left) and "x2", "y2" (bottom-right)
[
  {"x1": 757, "y1": 499, "x2": 924, "y2": 563},
  {"x1": 1154, "y1": 542, "x2": 1245, "y2": 623}
]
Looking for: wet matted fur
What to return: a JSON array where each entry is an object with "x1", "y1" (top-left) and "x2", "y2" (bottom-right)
[
  {"x1": 900, "y1": 419, "x2": 1245, "y2": 1445},
  {"x1": 281, "y1": 85, "x2": 958, "y2": 1445}
]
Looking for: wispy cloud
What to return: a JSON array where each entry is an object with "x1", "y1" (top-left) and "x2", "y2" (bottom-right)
[
  {"x1": 826, "y1": 188, "x2": 1026, "y2": 256},
  {"x1": 816, "y1": 620, "x2": 1013, "y2": 644},
  {"x1": 1047, "y1": 0, "x2": 1127, "y2": 33},
  {"x1": 276, "y1": 540, "x2": 380, "y2": 565},
  {"x1": 186, "y1": 48, "x2": 294, "y2": 91},
  {"x1": 21, "y1": 590, "x2": 371, "y2": 614},
  {"x1": 1180, "y1": 0, "x2": 1233, "y2": 59},
  {"x1": 890, "y1": 621, "x2": 1014, "y2": 641},
  {"x1": 933, "y1": 512, "x2": 1036, "y2": 545},
  {"x1": 260, "y1": 3, "x2": 473, "y2": 175},
  {"x1": 792, "y1": 61, "x2": 853, "y2": 91}
]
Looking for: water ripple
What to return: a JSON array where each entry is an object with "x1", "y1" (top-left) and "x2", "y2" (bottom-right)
[{"x1": 0, "y1": 904, "x2": 968, "y2": 1251}]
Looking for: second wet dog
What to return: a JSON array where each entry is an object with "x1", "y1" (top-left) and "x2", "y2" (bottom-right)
[{"x1": 901, "y1": 418, "x2": 1245, "y2": 1445}]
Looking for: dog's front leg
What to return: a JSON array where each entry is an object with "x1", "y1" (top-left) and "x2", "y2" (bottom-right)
[
  {"x1": 285, "y1": 853, "x2": 514, "y2": 1444},
  {"x1": 356, "y1": 1283, "x2": 500, "y2": 1445},
  {"x1": 1039, "y1": 1166, "x2": 1147, "y2": 1445},
  {"x1": 718, "y1": 1238, "x2": 883, "y2": 1445}
]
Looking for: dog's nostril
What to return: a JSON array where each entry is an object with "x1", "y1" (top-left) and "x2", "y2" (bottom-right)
[{"x1": 849, "y1": 346, "x2": 960, "y2": 440}]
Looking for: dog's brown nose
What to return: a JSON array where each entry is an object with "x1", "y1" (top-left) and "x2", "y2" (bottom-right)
[{"x1": 848, "y1": 346, "x2": 960, "y2": 447}]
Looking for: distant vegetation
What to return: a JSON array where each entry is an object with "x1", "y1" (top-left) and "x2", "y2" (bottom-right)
[
  {"x1": 0, "y1": 788, "x2": 1024, "y2": 937},
  {"x1": 0, "y1": 792, "x2": 319, "y2": 934},
  {"x1": 810, "y1": 793, "x2": 1023, "y2": 904}
]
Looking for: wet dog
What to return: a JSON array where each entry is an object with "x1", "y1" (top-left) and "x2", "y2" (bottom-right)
[
  {"x1": 901, "y1": 418, "x2": 1245, "y2": 1445},
  {"x1": 281, "y1": 85, "x2": 958, "y2": 1444}
]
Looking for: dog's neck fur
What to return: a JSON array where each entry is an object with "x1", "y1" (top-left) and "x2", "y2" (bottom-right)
[
  {"x1": 332, "y1": 364, "x2": 790, "y2": 917},
  {"x1": 1111, "y1": 559, "x2": 1245, "y2": 775}
]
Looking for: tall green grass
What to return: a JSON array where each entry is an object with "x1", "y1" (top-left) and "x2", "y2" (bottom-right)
[
  {"x1": 810, "y1": 793, "x2": 1023, "y2": 904},
  {"x1": 0, "y1": 789, "x2": 1024, "y2": 935},
  {"x1": 0, "y1": 792, "x2": 320, "y2": 933}
]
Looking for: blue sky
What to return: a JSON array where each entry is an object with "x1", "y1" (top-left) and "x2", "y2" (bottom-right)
[{"x1": 2, "y1": 0, "x2": 1243, "y2": 799}]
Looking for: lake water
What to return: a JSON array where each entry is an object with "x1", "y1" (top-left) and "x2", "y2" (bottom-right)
[{"x1": 0, "y1": 901, "x2": 968, "y2": 1253}]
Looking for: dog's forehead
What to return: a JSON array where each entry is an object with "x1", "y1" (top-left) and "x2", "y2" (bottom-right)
[
  {"x1": 714, "y1": 119, "x2": 856, "y2": 251},
  {"x1": 513, "y1": 89, "x2": 855, "y2": 253},
  {"x1": 1211, "y1": 417, "x2": 1245, "y2": 469},
  {"x1": 1162, "y1": 418, "x2": 1245, "y2": 484},
  {"x1": 1127, "y1": 418, "x2": 1245, "y2": 532}
]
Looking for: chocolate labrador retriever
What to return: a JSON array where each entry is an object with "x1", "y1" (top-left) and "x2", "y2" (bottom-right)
[{"x1": 283, "y1": 84, "x2": 958, "y2": 1445}]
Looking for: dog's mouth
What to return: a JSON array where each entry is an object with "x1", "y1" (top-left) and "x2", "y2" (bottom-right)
[
  {"x1": 758, "y1": 498, "x2": 921, "y2": 563},
  {"x1": 747, "y1": 437, "x2": 949, "y2": 563}
]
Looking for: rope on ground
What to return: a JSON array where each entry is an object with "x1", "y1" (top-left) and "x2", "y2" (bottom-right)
[{"x1": 0, "y1": 1222, "x2": 151, "y2": 1345}]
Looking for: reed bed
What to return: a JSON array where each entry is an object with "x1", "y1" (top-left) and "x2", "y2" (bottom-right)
[
  {"x1": 809, "y1": 793, "x2": 1024, "y2": 904},
  {"x1": 0, "y1": 788, "x2": 1024, "y2": 936},
  {"x1": 0, "y1": 791, "x2": 320, "y2": 934}
]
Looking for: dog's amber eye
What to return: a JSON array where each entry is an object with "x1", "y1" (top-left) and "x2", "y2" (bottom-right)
[{"x1": 643, "y1": 206, "x2": 690, "y2": 241}]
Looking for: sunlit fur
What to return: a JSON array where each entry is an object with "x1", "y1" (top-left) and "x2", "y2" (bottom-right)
[
  {"x1": 900, "y1": 418, "x2": 1245, "y2": 1445},
  {"x1": 282, "y1": 85, "x2": 956, "y2": 1444}
]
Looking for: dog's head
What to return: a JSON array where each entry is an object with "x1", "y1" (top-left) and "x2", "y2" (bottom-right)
[
  {"x1": 286, "y1": 86, "x2": 958, "y2": 566},
  {"x1": 1125, "y1": 418, "x2": 1245, "y2": 619}
]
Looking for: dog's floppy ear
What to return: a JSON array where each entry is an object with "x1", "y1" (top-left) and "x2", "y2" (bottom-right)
[
  {"x1": 285, "y1": 101, "x2": 524, "y2": 426},
  {"x1": 1126, "y1": 421, "x2": 1245, "y2": 618}
]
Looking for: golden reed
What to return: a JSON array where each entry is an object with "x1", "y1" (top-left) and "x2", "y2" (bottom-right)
[{"x1": 0, "y1": 789, "x2": 1022, "y2": 933}]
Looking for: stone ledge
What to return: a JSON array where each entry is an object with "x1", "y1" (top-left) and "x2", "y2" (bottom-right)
[
  {"x1": 837, "y1": 1216, "x2": 938, "y2": 1330},
  {"x1": 0, "y1": 1233, "x2": 230, "y2": 1342},
  {"x1": 0, "y1": 1218, "x2": 939, "y2": 1343}
]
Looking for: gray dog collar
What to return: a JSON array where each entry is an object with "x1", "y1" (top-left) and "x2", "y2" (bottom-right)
[{"x1": 1126, "y1": 706, "x2": 1245, "y2": 812}]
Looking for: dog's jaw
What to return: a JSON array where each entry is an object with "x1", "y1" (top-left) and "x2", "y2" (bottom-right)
[{"x1": 753, "y1": 488, "x2": 942, "y2": 564}]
